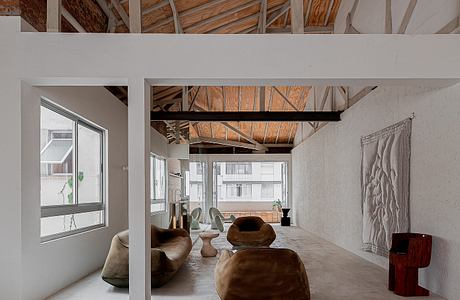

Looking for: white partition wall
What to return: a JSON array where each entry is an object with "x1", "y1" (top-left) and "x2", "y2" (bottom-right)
[{"x1": 2, "y1": 15, "x2": 460, "y2": 299}]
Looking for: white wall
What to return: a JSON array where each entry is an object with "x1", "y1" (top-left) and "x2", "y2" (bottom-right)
[
  {"x1": 292, "y1": 2, "x2": 460, "y2": 299},
  {"x1": 292, "y1": 84, "x2": 460, "y2": 299},
  {"x1": 20, "y1": 85, "x2": 129, "y2": 300}
]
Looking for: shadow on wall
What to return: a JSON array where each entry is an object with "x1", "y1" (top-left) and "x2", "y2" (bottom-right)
[{"x1": 420, "y1": 236, "x2": 449, "y2": 294}]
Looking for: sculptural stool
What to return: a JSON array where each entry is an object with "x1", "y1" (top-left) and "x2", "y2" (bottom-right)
[
  {"x1": 389, "y1": 233, "x2": 432, "y2": 297},
  {"x1": 199, "y1": 232, "x2": 219, "y2": 257}
]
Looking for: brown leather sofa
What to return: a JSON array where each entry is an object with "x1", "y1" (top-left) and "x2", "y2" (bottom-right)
[
  {"x1": 227, "y1": 216, "x2": 276, "y2": 247},
  {"x1": 215, "y1": 248, "x2": 310, "y2": 300},
  {"x1": 101, "y1": 225, "x2": 192, "y2": 288}
]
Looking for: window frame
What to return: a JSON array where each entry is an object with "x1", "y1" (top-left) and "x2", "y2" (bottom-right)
[
  {"x1": 150, "y1": 153, "x2": 167, "y2": 215},
  {"x1": 40, "y1": 99, "x2": 106, "y2": 242}
]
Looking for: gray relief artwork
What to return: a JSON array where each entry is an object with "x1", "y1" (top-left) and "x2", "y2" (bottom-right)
[{"x1": 361, "y1": 118, "x2": 412, "y2": 257}]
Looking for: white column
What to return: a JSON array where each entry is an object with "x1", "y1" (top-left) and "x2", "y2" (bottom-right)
[
  {"x1": 46, "y1": 0, "x2": 62, "y2": 32},
  {"x1": 128, "y1": 78, "x2": 151, "y2": 300}
]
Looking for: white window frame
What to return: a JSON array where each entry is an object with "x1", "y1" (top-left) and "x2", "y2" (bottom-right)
[
  {"x1": 150, "y1": 153, "x2": 167, "y2": 214},
  {"x1": 40, "y1": 99, "x2": 106, "y2": 242}
]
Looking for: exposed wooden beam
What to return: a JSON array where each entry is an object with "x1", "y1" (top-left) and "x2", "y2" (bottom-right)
[
  {"x1": 152, "y1": 97, "x2": 182, "y2": 107},
  {"x1": 385, "y1": 0, "x2": 392, "y2": 34},
  {"x1": 349, "y1": 86, "x2": 377, "y2": 106},
  {"x1": 259, "y1": 87, "x2": 266, "y2": 111},
  {"x1": 267, "y1": 1, "x2": 290, "y2": 27},
  {"x1": 112, "y1": 0, "x2": 129, "y2": 29},
  {"x1": 273, "y1": 86, "x2": 299, "y2": 111},
  {"x1": 266, "y1": 24, "x2": 334, "y2": 33},
  {"x1": 95, "y1": 0, "x2": 113, "y2": 18},
  {"x1": 168, "y1": 0, "x2": 182, "y2": 33},
  {"x1": 263, "y1": 87, "x2": 274, "y2": 144},
  {"x1": 324, "y1": 0, "x2": 335, "y2": 26},
  {"x1": 345, "y1": 0, "x2": 360, "y2": 33},
  {"x1": 47, "y1": 0, "x2": 61, "y2": 32},
  {"x1": 221, "y1": 121, "x2": 267, "y2": 150},
  {"x1": 190, "y1": 137, "x2": 261, "y2": 151},
  {"x1": 181, "y1": 86, "x2": 189, "y2": 111},
  {"x1": 62, "y1": 7, "x2": 86, "y2": 33},
  {"x1": 258, "y1": 0, "x2": 267, "y2": 33},
  {"x1": 188, "y1": 86, "x2": 201, "y2": 111},
  {"x1": 304, "y1": 0, "x2": 312, "y2": 26},
  {"x1": 151, "y1": 111, "x2": 342, "y2": 122},
  {"x1": 275, "y1": 87, "x2": 291, "y2": 144},
  {"x1": 129, "y1": 0, "x2": 141, "y2": 33},
  {"x1": 290, "y1": 0, "x2": 304, "y2": 33},
  {"x1": 436, "y1": 17, "x2": 460, "y2": 34},
  {"x1": 398, "y1": 0, "x2": 417, "y2": 34},
  {"x1": 153, "y1": 87, "x2": 182, "y2": 101}
]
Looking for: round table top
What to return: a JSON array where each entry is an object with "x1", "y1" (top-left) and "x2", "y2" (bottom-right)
[{"x1": 199, "y1": 232, "x2": 219, "y2": 239}]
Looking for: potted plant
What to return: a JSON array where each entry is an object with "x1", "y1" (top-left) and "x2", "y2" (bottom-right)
[{"x1": 272, "y1": 199, "x2": 282, "y2": 212}]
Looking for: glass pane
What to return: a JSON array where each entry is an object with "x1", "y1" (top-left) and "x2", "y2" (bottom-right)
[
  {"x1": 213, "y1": 161, "x2": 288, "y2": 223},
  {"x1": 77, "y1": 124, "x2": 102, "y2": 204},
  {"x1": 151, "y1": 202, "x2": 166, "y2": 213},
  {"x1": 40, "y1": 106, "x2": 75, "y2": 206},
  {"x1": 41, "y1": 210, "x2": 103, "y2": 237}
]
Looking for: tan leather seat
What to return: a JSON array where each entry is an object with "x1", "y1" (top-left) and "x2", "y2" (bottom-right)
[
  {"x1": 101, "y1": 225, "x2": 192, "y2": 288},
  {"x1": 215, "y1": 248, "x2": 310, "y2": 300},
  {"x1": 227, "y1": 216, "x2": 276, "y2": 247}
]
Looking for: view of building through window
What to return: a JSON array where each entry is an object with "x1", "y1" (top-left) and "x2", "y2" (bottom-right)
[
  {"x1": 40, "y1": 101, "x2": 105, "y2": 240},
  {"x1": 150, "y1": 155, "x2": 167, "y2": 213},
  {"x1": 189, "y1": 161, "x2": 288, "y2": 223}
]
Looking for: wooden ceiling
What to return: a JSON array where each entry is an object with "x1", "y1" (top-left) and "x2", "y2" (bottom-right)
[
  {"x1": 102, "y1": 0, "x2": 342, "y2": 150},
  {"x1": 152, "y1": 86, "x2": 309, "y2": 148},
  {"x1": 111, "y1": 0, "x2": 341, "y2": 34}
]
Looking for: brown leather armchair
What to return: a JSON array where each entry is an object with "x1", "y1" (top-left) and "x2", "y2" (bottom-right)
[
  {"x1": 389, "y1": 233, "x2": 432, "y2": 296},
  {"x1": 227, "y1": 216, "x2": 276, "y2": 247},
  {"x1": 101, "y1": 225, "x2": 192, "y2": 288},
  {"x1": 215, "y1": 248, "x2": 310, "y2": 300}
]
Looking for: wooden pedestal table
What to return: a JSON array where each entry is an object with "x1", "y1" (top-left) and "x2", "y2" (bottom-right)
[{"x1": 199, "y1": 232, "x2": 219, "y2": 257}]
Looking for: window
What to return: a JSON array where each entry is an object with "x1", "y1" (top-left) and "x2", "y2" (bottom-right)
[
  {"x1": 40, "y1": 99, "x2": 105, "y2": 241},
  {"x1": 261, "y1": 162, "x2": 274, "y2": 175},
  {"x1": 261, "y1": 183, "x2": 274, "y2": 198},
  {"x1": 151, "y1": 154, "x2": 167, "y2": 213},
  {"x1": 226, "y1": 162, "x2": 252, "y2": 174},
  {"x1": 226, "y1": 183, "x2": 252, "y2": 198}
]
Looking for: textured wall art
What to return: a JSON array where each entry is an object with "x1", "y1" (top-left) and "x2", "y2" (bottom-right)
[{"x1": 361, "y1": 118, "x2": 412, "y2": 257}]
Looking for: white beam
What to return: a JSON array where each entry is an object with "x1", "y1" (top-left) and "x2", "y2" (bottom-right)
[
  {"x1": 47, "y1": 0, "x2": 61, "y2": 32},
  {"x1": 129, "y1": 0, "x2": 142, "y2": 33},
  {"x1": 290, "y1": 0, "x2": 303, "y2": 33},
  {"x1": 128, "y1": 78, "x2": 151, "y2": 300},
  {"x1": 62, "y1": 8, "x2": 86, "y2": 33},
  {"x1": 8, "y1": 31, "x2": 460, "y2": 87},
  {"x1": 168, "y1": 0, "x2": 182, "y2": 33}
]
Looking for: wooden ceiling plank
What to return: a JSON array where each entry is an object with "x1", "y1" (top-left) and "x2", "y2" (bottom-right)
[
  {"x1": 206, "y1": 13, "x2": 260, "y2": 33},
  {"x1": 188, "y1": 86, "x2": 201, "y2": 111},
  {"x1": 290, "y1": 0, "x2": 304, "y2": 33},
  {"x1": 267, "y1": 1, "x2": 290, "y2": 27},
  {"x1": 184, "y1": 0, "x2": 260, "y2": 32},
  {"x1": 273, "y1": 86, "x2": 300, "y2": 111},
  {"x1": 397, "y1": 0, "x2": 417, "y2": 34},
  {"x1": 143, "y1": 0, "x2": 169, "y2": 16}
]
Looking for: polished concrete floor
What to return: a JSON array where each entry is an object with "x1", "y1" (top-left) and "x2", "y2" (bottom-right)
[{"x1": 47, "y1": 226, "x2": 444, "y2": 300}]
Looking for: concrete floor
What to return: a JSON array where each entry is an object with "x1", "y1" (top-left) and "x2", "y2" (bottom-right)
[{"x1": 47, "y1": 226, "x2": 444, "y2": 300}]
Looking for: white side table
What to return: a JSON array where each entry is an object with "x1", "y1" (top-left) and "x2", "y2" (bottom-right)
[{"x1": 199, "y1": 232, "x2": 219, "y2": 257}]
